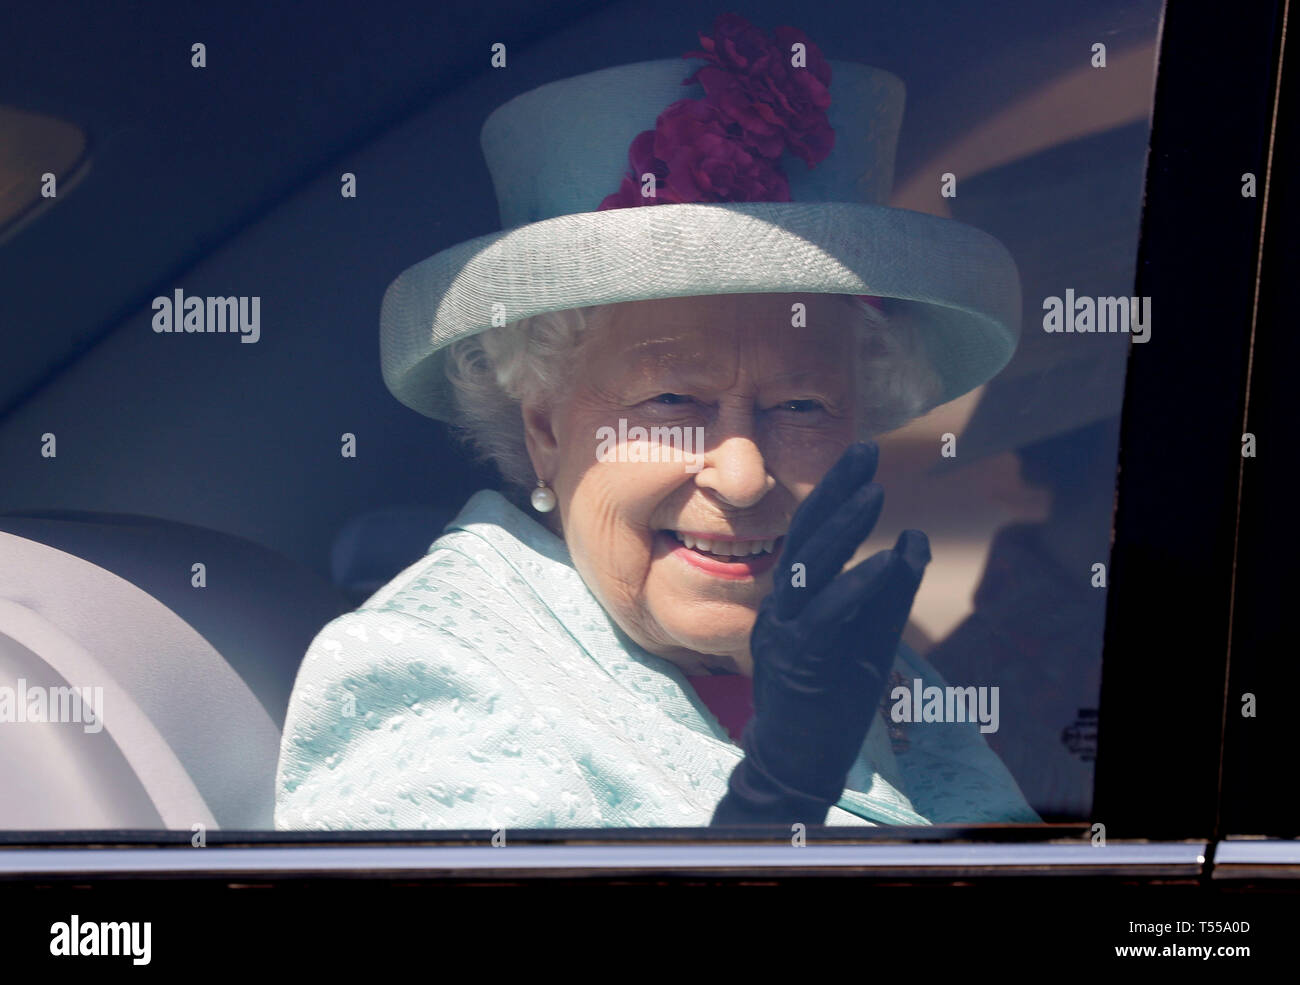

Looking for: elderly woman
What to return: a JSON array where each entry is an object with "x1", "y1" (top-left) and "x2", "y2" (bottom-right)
[{"x1": 275, "y1": 14, "x2": 1038, "y2": 829}]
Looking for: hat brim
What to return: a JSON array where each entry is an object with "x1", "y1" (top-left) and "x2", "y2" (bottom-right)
[{"x1": 380, "y1": 201, "x2": 1022, "y2": 422}]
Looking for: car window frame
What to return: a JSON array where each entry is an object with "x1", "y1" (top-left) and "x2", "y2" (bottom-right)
[{"x1": 0, "y1": 0, "x2": 1291, "y2": 884}]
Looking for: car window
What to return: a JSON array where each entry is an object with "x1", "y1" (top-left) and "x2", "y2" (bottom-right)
[{"x1": 1, "y1": 0, "x2": 1173, "y2": 836}]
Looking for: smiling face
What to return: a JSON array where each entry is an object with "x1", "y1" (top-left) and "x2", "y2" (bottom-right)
[{"x1": 521, "y1": 292, "x2": 859, "y2": 677}]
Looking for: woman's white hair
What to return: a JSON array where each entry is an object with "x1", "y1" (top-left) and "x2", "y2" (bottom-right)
[{"x1": 444, "y1": 296, "x2": 942, "y2": 494}]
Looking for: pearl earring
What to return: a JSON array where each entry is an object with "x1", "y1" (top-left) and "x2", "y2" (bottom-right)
[{"x1": 530, "y1": 479, "x2": 557, "y2": 513}]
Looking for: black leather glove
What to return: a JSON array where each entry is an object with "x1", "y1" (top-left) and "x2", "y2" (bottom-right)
[{"x1": 711, "y1": 441, "x2": 931, "y2": 826}]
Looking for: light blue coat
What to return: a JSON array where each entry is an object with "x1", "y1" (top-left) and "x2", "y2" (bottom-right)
[{"x1": 275, "y1": 490, "x2": 1039, "y2": 829}]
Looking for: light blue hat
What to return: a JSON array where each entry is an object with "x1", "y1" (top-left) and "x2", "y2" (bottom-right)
[{"x1": 380, "y1": 58, "x2": 1022, "y2": 423}]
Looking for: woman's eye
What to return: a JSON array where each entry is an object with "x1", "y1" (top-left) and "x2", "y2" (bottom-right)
[
  {"x1": 776, "y1": 399, "x2": 825, "y2": 413},
  {"x1": 650, "y1": 393, "x2": 693, "y2": 405}
]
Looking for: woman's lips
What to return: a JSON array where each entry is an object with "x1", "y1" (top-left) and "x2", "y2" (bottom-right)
[{"x1": 656, "y1": 529, "x2": 782, "y2": 580}]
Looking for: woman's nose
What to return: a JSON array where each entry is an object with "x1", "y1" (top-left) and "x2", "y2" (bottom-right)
[{"x1": 694, "y1": 429, "x2": 775, "y2": 509}]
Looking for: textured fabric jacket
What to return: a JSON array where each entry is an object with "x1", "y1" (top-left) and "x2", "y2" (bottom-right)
[{"x1": 275, "y1": 490, "x2": 1040, "y2": 829}]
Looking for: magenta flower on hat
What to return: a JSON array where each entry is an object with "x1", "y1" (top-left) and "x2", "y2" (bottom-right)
[
  {"x1": 600, "y1": 97, "x2": 791, "y2": 208},
  {"x1": 598, "y1": 12, "x2": 832, "y2": 211},
  {"x1": 684, "y1": 16, "x2": 834, "y2": 167}
]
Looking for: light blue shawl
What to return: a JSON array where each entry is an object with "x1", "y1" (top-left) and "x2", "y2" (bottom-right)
[{"x1": 275, "y1": 490, "x2": 1039, "y2": 829}]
